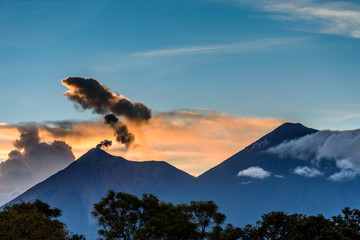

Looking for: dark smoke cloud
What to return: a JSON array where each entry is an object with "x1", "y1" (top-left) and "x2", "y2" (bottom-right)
[
  {"x1": 111, "y1": 99, "x2": 151, "y2": 122},
  {"x1": 96, "y1": 140, "x2": 112, "y2": 149},
  {"x1": 62, "y1": 77, "x2": 152, "y2": 148},
  {"x1": 104, "y1": 114, "x2": 135, "y2": 148},
  {"x1": 62, "y1": 77, "x2": 151, "y2": 122},
  {"x1": 0, "y1": 126, "x2": 74, "y2": 205},
  {"x1": 104, "y1": 113, "x2": 119, "y2": 124}
]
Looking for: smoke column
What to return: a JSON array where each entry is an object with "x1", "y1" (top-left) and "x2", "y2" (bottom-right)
[
  {"x1": 62, "y1": 77, "x2": 151, "y2": 148},
  {"x1": 96, "y1": 140, "x2": 112, "y2": 149}
]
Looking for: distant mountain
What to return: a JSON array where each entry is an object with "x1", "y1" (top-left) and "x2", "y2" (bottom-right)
[
  {"x1": 198, "y1": 122, "x2": 318, "y2": 183},
  {"x1": 6, "y1": 122, "x2": 360, "y2": 239},
  {"x1": 7, "y1": 148, "x2": 195, "y2": 238},
  {"x1": 195, "y1": 123, "x2": 360, "y2": 227}
]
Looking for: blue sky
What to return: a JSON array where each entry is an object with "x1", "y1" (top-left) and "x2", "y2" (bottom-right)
[{"x1": 1, "y1": 0, "x2": 360, "y2": 130}]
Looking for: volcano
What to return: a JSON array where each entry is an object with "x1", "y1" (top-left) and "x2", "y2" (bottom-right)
[
  {"x1": 7, "y1": 148, "x2": 195, "y2": 238},
  {"x1": 6, "y1": 123, "x2": 360, "y2": 239}
]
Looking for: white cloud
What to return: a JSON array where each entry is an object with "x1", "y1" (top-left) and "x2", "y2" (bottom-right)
[
  {"x1": 294, "y1": 166, "x2": 323, "y2": 178},
  {"x1": 267, "y1": 131, "x2": 329, "y2": 161},
  {"x1": 237, "y1": 166, "x2": 271, "y2": 179},
  {"x1": 131, "y1": 38, "x2": 306, "y2": 57},
  {"x1": 316, "y1": 130, "x2": 360, "y2": 161},
  {"x1": 275, "y1": 174, "x2": 284, "y2": 178},
  {"x1": 236, "y1": 0, "x2": 360, "y2": 39},
  {"x1": 329, "y1": 159, "x2": 360, "y2": 181},
  {"x1": 268, "y1": 129, "x2": 360, "y2": 181}
]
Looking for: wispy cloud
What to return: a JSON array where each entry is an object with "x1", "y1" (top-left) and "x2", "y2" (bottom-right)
[
  {"x1": 130, "y1": 38, "x2": 306, "y2": 57},
  {"x1": 294, "y1": 166, "x2": 323, "y2": 178},
  {"x1": 325, "y1": 112, "x2": 360, "y2": 124},
  {"x1": 238, "y1": 0, "x2": 360, "y2": 39}
]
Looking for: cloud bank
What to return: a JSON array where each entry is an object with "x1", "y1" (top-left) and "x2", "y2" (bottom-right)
[
  {"x1": 0, "y1": 109, "x2": 285, "y2": 176},
  {"x1": 127, "y1": 109, "x2": 284, "y2": 175},
  {"x1": 268, "y1": 129, "x2": 360, "y2": 181},
  {"x1": 237, "y1": 166, "x2": 271, "y2": 179},
  {"x1": 0, "y1": 126, "x2": 74, "y2": 205}
]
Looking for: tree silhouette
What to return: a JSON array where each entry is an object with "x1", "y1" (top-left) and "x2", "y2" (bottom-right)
[
  {"x1": 0, "y1": 199, "x2": 85, "y2": 239},
  {"x1": 92, "y1": 191, "x2": 360, "y2": 240},
  {"x1": 92, "y1": 191, "x2": 227, "y2": 240},
  {"x1": 190, "y1": 200, "x2": 226, "y2": 240},
  {"x1": 333, "y1": 207, "x2": 360, "y2": 239}
]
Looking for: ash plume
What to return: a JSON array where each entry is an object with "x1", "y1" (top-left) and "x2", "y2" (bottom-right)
[
  {"x1": 62, "y1": 77, "x2": 151, "y2": 148},
  {"x1": 62, "y1": 77, "x2": 151, "y2": 122},
  {"x1": 104, "y1": 114, "x2": 135, "y2": 148},
  {"x1": 96, "y1": 140, "x2": 112, "y2": 149},
  {"x1": 104, "y1": 113, "x2": 119, "y2": 124}
]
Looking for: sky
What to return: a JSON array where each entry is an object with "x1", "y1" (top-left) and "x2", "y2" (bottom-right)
[
  {"x1": 0, "y1": 0, "x2": 359, "y2": 128},
  {"x1": 0, "y1": 0, "x2": 359, "y2": 198}
]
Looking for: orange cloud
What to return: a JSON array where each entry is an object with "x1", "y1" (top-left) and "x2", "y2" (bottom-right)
[
  {"x1": 121, "y1": 109, "x2": 285, "y2": 176},
  {"x1": 0, "y1": 109, "x2": 286, "y2": 176},
  {"x1": 0, "y1": 126, "x2": 19, "y2": 161}
]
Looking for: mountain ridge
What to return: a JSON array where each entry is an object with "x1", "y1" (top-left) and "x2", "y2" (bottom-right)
[
  {"x1": 6, "y1": 146, "x2": 196, "y2": 238},
  {"x1": 7, "y1": 122, "x2": 358, "y2": 239},
  {"x1": 197, "y1": 122, "x2": 317, "y2": 181}
]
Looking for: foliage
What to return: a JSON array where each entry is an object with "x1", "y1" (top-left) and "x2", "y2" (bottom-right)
[
  {"x1": 92, "y1": 191, "x2": 226, "y2": 240},
  {"x1": 239, "y1": 210, "x2": 356, "y2": 240},
  {"x1": 0, "y1": 199, "x2": 85, "y2": 240},
  {"x1": 332, "y1": 207, "x2": 360, "y2": 239},
  {"x1": 190, "y1": 200, "x2": 226, "y2": 240},
  {"x1": 3, "y1": 194, "x2": 360, "y2": 240},
  {"x1": 92, "y1": 191, "x2": 360, "y2": 240}
]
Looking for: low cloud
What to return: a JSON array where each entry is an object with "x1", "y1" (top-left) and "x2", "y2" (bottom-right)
[
  {"x1": 125, "y1": 109, "x2": 285, "y2": 175},
  {"x1": 267, "y1": 131, "x2": 329, "y2": 160},
  {"x1": 0, "y1": 109, "x2": 285, "y2": 177},
  {"x1": 268, "y1": 129, "x2": 360, "y2": 181},
  {"x1": 294, "y1": 166, "x2": 323, "y2": 178},
  {"x1": 0, "y1": 125, "x2": 74, "y2": 205},
  {"x1": 237, "y1": 166, "x2": 271, "y2": 179},
  {"x1": 329, "y1": 159, "x2": 360, "y2": 181}
]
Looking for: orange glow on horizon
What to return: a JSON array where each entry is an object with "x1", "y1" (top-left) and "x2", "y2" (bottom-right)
[{"x1": 0, "y1": 110, "x2": 286, "y2": 176}]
